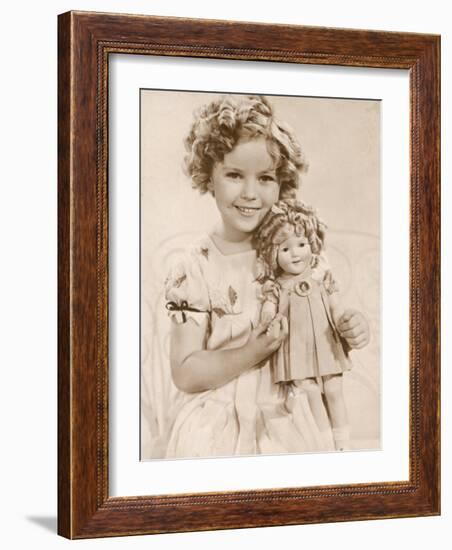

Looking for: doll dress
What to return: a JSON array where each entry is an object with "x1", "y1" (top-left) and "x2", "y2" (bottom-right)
[
  {"x1": 163, "y1": 235, "x2": 335, "y2": 459},
  {"x1": 263, "y1": 271, "x2": 352, "y2": 385}
]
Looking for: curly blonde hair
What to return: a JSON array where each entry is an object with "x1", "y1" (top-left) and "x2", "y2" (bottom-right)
[
  {"x1": 253, "y1": 199, "x2": 326, "y2": 280},
  {"x1": 184, "y1": 95, "x2": 307, "y2": 198}
]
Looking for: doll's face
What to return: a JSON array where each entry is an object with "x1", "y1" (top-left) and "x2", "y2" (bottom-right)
[
  {"x1": 277, "y1": 232, "x2": 312, "y2": 276},
  {"x1": 209, "y1": 138, "x2": 280, "y2": 242}
]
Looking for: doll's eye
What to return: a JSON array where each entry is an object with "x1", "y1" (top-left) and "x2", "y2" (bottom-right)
[{"x1": 298, "y1": 243, "x2": 305, "y2": 248}]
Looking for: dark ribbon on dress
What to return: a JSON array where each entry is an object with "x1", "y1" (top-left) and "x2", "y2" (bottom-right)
[{"x1": 166, "y1": 301, "x2": 203, "y2": 323}]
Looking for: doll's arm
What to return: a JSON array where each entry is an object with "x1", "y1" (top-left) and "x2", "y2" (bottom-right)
[
  {"x1": 328, "y1": 291, "x2": 345, "y2": 328},
  {"x1": 324, "y1": 271, "x2": 369, "y2": 350},
  {"x1": 259, "y1": 279, "x2": 280, "y2": 329},
  {"x1": 260, "y1": 299, "x2": 278, "y2": 329},
  {"x1": 335, "y1": 310, "x2": 370, "y2": 349},
  {"x1": 330, "y1": 293, "x2": 370, "y2": 350}
]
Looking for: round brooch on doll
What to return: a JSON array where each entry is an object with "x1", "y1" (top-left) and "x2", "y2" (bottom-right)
[{"x1": 294, "y1": 280, "x2": 312, "y2": 297}]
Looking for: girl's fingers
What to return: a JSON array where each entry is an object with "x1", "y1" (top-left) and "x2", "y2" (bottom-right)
[
  {"x1": 271, "y1": 317, "x2": 288, "y2": 347},
  {"x1": 279, "y1": 315, "x2": 289, "y2": 336},
  {"x1": 269, "y1": 323, "x2": 281, "y2": 339},
  {"x1": 262, "y1": 315, "x2": 288, "y2": 351},
  {"x1": 255, "y1": 322, "x2": 269, "y2": 336}
]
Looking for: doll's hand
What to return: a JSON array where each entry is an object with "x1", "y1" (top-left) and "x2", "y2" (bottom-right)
[
  {"x1": 247, "y1": 314, "x2": 288, "y2": 364},
  {"x1": 260, "y1": 310, "x2": 276, "y2": 330},
  {"x1": 336, "y1": 309, "x2": 370, "y2": 349}
]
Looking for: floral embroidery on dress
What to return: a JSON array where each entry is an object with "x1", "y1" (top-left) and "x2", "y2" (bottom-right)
[
  {"x1": 200, "y1": 247, "x2": 209, "y2": 260},
  {"x1": 228, "y1": 285, "x2": 238, "y2": 307},
  {"x1": 173, "y1": 274, "x2": 187, "y2": 288},
  {"x1": 212, "y1": 307, "x2": 226, "y2": 318},
  {"x1": 165, "y1": 262, "x2": 186, "y2": 291},
  {"x1": 210, "y1": 284, "x2": 240, "y2": 318}
]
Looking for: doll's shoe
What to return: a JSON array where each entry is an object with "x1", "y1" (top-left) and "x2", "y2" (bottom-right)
[{"x1": 332, "y1": 426, "x2": 351, "y2": 451}]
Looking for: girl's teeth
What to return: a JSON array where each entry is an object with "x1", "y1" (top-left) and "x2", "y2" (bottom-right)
[{"x1": 237, "y1": 207, "x2": 256, "y2": 213}]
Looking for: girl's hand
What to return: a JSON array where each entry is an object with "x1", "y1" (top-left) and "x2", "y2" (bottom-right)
[
  {"x1": 336, "y1": 309, "x2": 370, "y2": 349},
  {"x1": 247, "y1": 314, "x2": 288, "y2": 364}
]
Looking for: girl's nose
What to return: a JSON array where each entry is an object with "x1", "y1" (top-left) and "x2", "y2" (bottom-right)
[{"x1": 241, "y1": 178, "x2": 257, "y2": 200}]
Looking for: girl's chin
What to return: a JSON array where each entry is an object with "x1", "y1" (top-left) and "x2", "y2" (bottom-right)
[
  {"x1": 225, "y1": 215, "x2": 263, "y2": 232},
  {"x1": 234, "y1": 219, "x2": 262, "y2": 233},
  {"x1": 219, "y1": 209, "x2": 269, "y2": 240}
]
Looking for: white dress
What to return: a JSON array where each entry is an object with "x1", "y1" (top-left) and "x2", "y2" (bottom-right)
[{"x1": 164, "y1": 235, "x2": 335, "y2": 458}]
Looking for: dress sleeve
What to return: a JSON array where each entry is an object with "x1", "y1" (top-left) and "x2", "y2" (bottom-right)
[
  {"x1": 312, "y1": 252, "x2": 340, "y2": 294},
  {"x1": 164, "y1": 252, "x2": 210, "y2": 325},
  {"x1": 322, "y1": 269, "x2": 340, "y2": 295}
]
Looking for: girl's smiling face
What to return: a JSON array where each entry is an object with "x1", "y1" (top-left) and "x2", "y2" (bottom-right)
[
  {"x1": 277, "y1": 232, "x2": 312, "y2": 276},
  {"x1": 209, "y1": 138, "x2": 280, "y2": 242}
]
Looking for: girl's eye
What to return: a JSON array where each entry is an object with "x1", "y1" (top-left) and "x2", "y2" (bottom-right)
[
  {"x1": 260, "y1": 174, "x2": 276, "y2": 183},
  {"x1": 226, "y1": 172, "x2": 241, "y2": 179},
  {"x1": 282, "y1": 247, "x2": 289, "y2": 253}
]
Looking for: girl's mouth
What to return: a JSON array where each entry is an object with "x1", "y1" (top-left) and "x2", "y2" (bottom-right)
[{"x1": 234, "y1": 205, "x2": 261, "y2": 217}]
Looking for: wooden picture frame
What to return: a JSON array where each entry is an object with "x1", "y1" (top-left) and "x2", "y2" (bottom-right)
[{"x1": 58, "y1": 11, "x2": 440, "y2": 539}]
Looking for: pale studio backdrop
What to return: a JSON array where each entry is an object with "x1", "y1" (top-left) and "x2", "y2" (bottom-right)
[{"x1": 140, "y1": 90, "x2": 380, "y2": 459}]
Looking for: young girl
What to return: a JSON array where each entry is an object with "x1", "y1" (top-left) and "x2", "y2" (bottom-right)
[
  {"x1": 254, "y1": 199, "x2": 364, "y2": 450},
  {"x1": 164, "y1": 95, "x2": 369, "y2": 458}
]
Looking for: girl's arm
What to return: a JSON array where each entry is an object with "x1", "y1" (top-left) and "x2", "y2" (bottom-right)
[{"x1": 170, "y1": 315, "x2": 288, "y2": 393}]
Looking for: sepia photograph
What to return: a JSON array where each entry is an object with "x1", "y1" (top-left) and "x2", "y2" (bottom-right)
[{"x1": 140, "y1": 90, "x2": 380, "y2": 460}]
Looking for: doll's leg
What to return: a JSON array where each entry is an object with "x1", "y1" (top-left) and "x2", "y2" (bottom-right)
[
  {"x1": 285, "y1": 379, "x2": 334, "y2": 451},
  {"x1": 323, "y1": 374, "x2": 350, "y2": 450},
  {"x1": 296, "y1": 378, "x2": 331, "y2": 432}
]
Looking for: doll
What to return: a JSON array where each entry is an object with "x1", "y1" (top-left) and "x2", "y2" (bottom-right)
[{"x1": 254, "y1": 199, "x2": 364, "y2": 450}]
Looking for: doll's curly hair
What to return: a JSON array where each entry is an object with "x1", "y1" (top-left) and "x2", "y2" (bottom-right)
[
  {"x1": 253, "y1": 199, "x2": 326, "y2": 281},
  {"x1": 184, "y1": 95, "x2": 307, "y2": 198}
]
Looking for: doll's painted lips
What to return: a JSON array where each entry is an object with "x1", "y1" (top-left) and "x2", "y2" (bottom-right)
[{"x1": 235, "y1": 205, "x2": 261, "y2": 217}]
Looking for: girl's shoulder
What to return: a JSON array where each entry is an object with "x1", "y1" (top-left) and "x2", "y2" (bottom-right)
[{"x1": 165, "y1": 235, "x2": 211, "y2": 285}]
